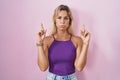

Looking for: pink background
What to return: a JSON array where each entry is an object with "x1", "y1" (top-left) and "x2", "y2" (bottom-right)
[{"x1": 0, "y1": 0, "x2": 120, "y2": 80}]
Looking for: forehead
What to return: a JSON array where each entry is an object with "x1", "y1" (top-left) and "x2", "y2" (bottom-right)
[{"x1": 57, "y1": 10, "x2": 69, "y2": 16}]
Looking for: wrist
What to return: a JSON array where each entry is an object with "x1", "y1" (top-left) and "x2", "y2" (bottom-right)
[
  {"x1": 83, "y1": 41, "x2": 89, "y2": 45},
  {"x1": 36, "y1": 40, "x2": 43, "y2": 46}
]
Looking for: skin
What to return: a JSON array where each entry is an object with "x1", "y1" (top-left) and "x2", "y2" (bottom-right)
[{"x1": 37, "y1": 10, "x2": 91, "y2": 71}]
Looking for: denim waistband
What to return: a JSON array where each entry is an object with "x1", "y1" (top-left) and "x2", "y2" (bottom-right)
[{"x1": 46, "y1": 72, "x2": 77, "y2": 80}]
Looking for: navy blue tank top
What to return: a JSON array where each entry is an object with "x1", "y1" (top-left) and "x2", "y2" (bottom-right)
[{"x1": 48, "y1": 35, "x2": 76, "y2": 76}]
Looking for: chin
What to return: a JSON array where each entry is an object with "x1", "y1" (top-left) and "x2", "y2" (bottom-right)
[{"x1": 60, "y1": 28, "x2": 67, "y2": 31}]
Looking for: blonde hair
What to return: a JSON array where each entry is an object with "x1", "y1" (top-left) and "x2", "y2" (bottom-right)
[{"x1": 50, "y1": 4, "x2": 74, "y2": 35}]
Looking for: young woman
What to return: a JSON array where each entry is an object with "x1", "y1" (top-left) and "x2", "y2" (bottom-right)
[{"x1": 36, "y1": 5, "x2": 91, "y2": 80}]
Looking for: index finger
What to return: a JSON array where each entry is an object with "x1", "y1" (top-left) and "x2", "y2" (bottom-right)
[
  {"x1": 81, "y1": 24, "x2": 86, "y2": 32},
  {"x1": 83, "y1": 24, "x2": 86, "y2": 29},
  {"x1": 83, "y1": 24, "x2": 88, "y2": 32},
  {"x1": 40, "y1": 23, "x2": 44, "y2": 30}
]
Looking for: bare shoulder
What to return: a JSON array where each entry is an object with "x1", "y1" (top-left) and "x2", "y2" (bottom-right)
[
  {"x1": 71, "y1": 35, "x2": 82, "y2": 48},
  {"x1": 72, "y1": 35, "x2": 82, "y2": 43}
]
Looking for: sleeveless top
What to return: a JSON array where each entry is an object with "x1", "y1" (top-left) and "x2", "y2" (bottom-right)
[{"x1": 48, "y1": 35, "x2": 76, "y2": 76}]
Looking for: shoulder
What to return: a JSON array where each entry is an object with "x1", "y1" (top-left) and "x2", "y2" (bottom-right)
[
  {"x1": 71, "y1": 35, "x2": 83, "y2": 48},
  {"x1": 72, "y1": 35, "x2": 82, "y2": 43}
]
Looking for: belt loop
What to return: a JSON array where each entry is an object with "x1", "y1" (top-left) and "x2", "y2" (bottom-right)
[
  {"x1": 67, "y1": 75, "x2": 70, "y2": 80},
  {"x1": 68, "y1": 74, "x2": 72, "y2": 80},
  {"x1": 67, "y1": 76, "x2": 68, "y2": 80},
  {"x1": 54, "y1": 75, "x2": 57, "y2": 80}
]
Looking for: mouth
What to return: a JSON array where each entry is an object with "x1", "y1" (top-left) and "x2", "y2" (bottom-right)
[
  {"x1": 60, "y1": 26, "x2": 65, "y2": 28},
  {"x1": 60, "y1": 25, "x2": 65, "y2": 27}
]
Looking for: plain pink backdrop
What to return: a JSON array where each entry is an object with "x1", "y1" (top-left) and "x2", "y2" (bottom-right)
[{"x1": 0, "y1": 0, "x2": 120, "y2": 80}]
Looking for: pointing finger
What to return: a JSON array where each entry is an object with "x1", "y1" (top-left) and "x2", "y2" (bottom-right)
[
  {"x1": 85, "y1": 31, "x2": 88, "y2": 37},
  {"x1": 83, "y1": 24, "x2": 86, "y2": 32},
  {"x1": 45, "y1": 29, "x2": 47, "y2": 34},
  {"x1": 40, "y1": 23, "x2": 44, "y2": 30},
  {"x1": 81, "y1": 24, "x2": 85, "y2": 35}
]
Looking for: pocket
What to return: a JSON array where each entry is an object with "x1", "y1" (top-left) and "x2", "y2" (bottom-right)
[
  {"x1": 69, "y1": 75, "x2": 78, "y2": 80},
  {"x1": 71, "y1": 77, "x2": 78, "y2": 80},
  {"x1": 46, "y1": 77, "x2": 53, "y2": 80}
]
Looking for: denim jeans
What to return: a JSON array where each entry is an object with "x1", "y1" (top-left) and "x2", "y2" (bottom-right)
[{"x1": 46, "y1": 72, "x2": 78, "y2": 80}]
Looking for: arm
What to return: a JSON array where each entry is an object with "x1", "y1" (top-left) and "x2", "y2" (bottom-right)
[
  {"x1": 37, "y1": 38, "x2": 49, "y2": 71},
  {"x1": 74, "y1": 39, "x2": 89, "y2": 71},
  {"x1": 37, "y1": 23, "x2": 49, "y2": 71},
  {"x1": 74, "y1": 26, "x2": 90, "y2": 71}
]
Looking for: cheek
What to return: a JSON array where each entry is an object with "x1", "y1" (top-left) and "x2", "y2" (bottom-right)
[
  {"x1": 67, "y1": 20, "x2": 70, "y2": 24},
  {"x1": 55, "y1": 20, "x2": 60, "y2": 27},
  {"x1": 55, "y1": 19, "x2": 60, "y2": 24},
  {"x1": 66, "y1": 20, "x2": 70, "y2": 25}
]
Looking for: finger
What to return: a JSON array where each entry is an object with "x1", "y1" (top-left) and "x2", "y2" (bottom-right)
[
  {"x1": 83, "y1": 24, "x2": 89, "y2": 36},
  {"x1": 43, "y1": 29, "x2": 47, "y2": 37},
  {"x1": 41, "y1": 28, "x2": 46, "y2": 35},
  {"x1": 45, "y1": 29, "x2": 47, "y2": 34},
  {"x1": 81, "y1": 24, "x2": 85, "y2": 33},
  {"x1": 83, "y1": 27, "x2": 87, "y2": 34},
  {"x1": 38, "y1": 32, "x2": 42, "y2": 36},
  {"x1": 39, "y1": 28, "x2": 44, "y2": 34},
  {"x1": 40, "y1": 23, "x2": 44, "y2": 31},
  {"x1": 81, "y1": 25, "x2": 85, "y2": 32},
  {"x1": 80, "y1": 28, "x2": 85, "y2": 36},
  {"x1": 43, "y1": 29, "x2": 47, "y2": 35},
  {"x1": 83, "y1": 24, "x2": 86, "y2": 33},
  {"x1": 85, "y1": 31, "x2": 89, "y2": 37},
  {"x1": 81, "y1": 28, "x2": 85, "y2": 36},
  {"x1": 83, "y1": 24, "x2": 85, "y2": 28},
  {"x1": 41, "y1": 23, "x2": 44, "y2": 30}
]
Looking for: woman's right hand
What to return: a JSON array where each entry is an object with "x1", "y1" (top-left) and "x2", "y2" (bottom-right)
[{"x1": 37, "y1": 23, "x2": 47, "y2": 44}]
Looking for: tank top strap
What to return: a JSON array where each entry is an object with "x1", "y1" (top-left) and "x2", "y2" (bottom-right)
[
  {"x1": 70, "y1": 34, "x2": 72, "y2": 40},
  {"x1": 52, "y1": 34, "x2": 55, "y2": 40}
]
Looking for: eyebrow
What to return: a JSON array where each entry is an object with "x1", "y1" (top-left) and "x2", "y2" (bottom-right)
[{"x1": 57, "y1": 15, "x2": 69, "y2": 17}]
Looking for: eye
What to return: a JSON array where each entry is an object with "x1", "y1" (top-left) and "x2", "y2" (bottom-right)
[
  {"x1": 57, "y1": 16, "x2": 61, "y2": 19},
  {"x1": 64, "y1": 17, "x2": 69, "y2": 20}
]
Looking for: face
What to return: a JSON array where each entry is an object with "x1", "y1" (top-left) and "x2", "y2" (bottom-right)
[{"x1": 55, "y1": 10, "x2": 70, "y2": 31}]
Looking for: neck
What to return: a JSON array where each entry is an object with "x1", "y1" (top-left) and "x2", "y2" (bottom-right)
[
  {"x1": 56, "y1": 30, "x2": 69, "y2": 37},
  {"x1": 54, "y1": 30, "x2": 71, "y2": 41}
]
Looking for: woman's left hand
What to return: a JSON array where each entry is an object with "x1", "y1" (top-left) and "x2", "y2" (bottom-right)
[{"x1": 80, "y1": 24, "x2": 91, "y2": 45}]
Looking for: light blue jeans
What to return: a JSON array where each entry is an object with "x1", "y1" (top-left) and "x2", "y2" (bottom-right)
[{"x1": 46, "y1": 72, "x2": 78, "y2": 80}]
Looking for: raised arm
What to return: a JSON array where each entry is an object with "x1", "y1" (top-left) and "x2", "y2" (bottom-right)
[
  {"x1": 36, "y1": 23, "x2": 49, "y2": 71},
  {"x1": 74, "y1": 25, "x2": 90, "y2": 71}
]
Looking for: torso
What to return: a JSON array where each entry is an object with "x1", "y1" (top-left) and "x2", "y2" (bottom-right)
[
  {"x1": 48, "y1": 34, "x2": 77, "y2": 75},
  {"x1": 44, "y1": 34, "x2": 82, "y2": 75}
]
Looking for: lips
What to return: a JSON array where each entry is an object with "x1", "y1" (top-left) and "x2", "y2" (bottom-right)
[
  {"x1": 60, "y1": 26, "x2": 65, "y2": 28},
  {"x1": 60, "y1": 25, "x2": 65, "y2": 27}
]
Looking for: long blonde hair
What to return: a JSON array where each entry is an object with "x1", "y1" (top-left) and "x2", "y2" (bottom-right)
[{"x1": 50, "y1": 5, "x2": 74, "y2": 35}]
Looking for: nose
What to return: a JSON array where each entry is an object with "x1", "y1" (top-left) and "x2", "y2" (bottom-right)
[{"x1": 61, "y1": 18, "x2": 65, "y2": 24}]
